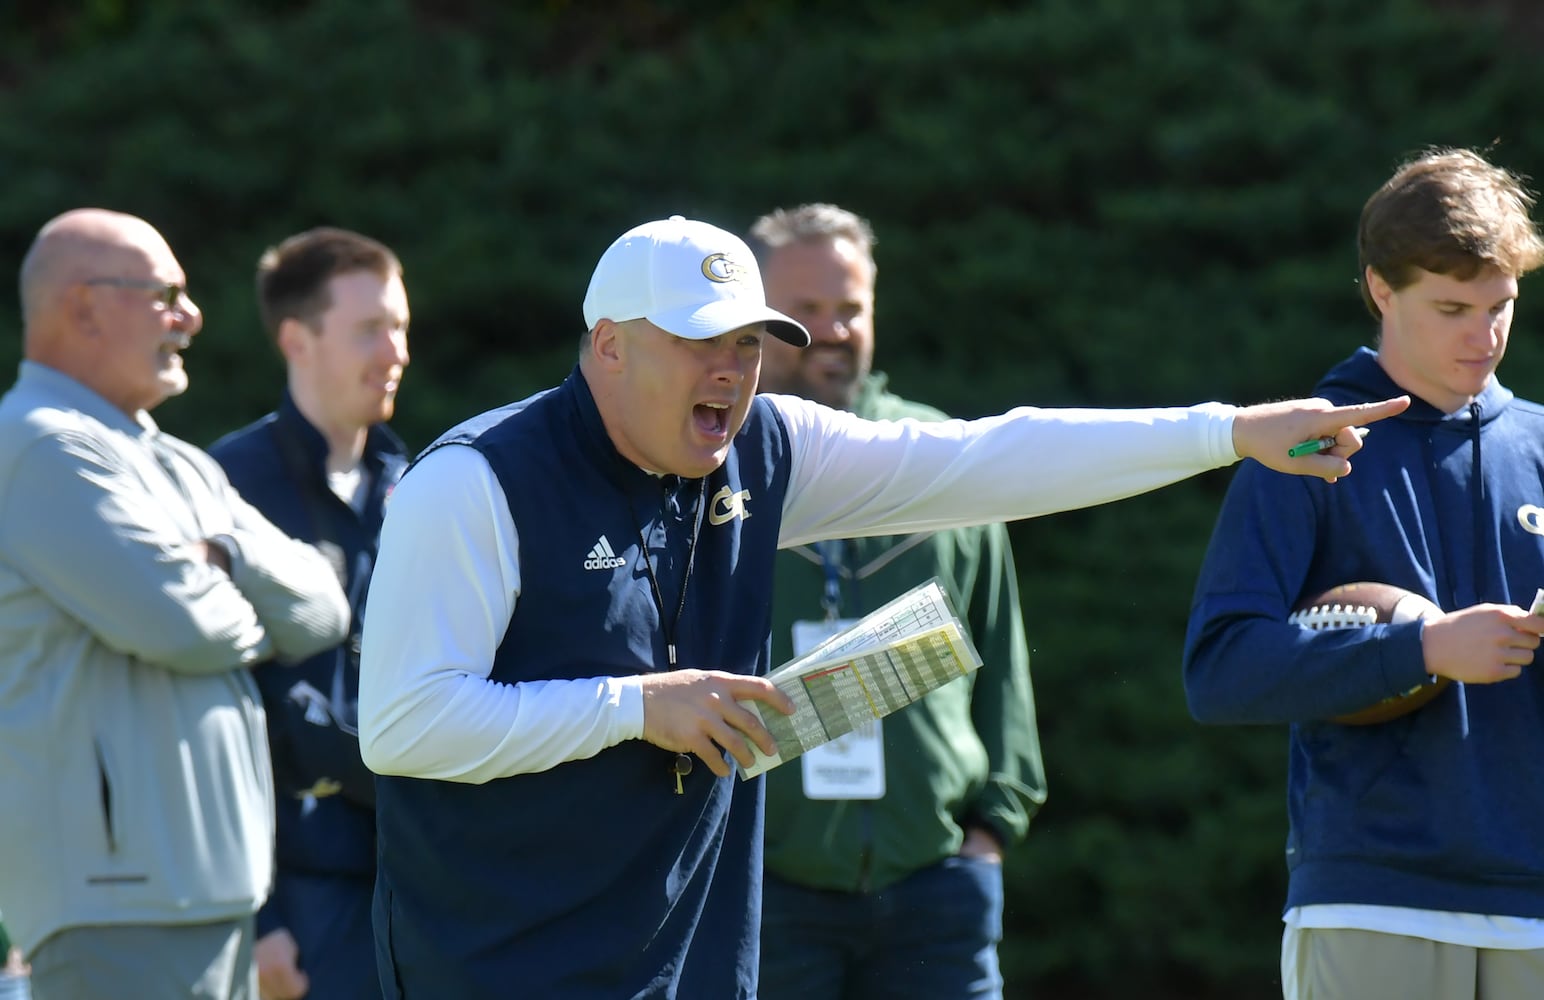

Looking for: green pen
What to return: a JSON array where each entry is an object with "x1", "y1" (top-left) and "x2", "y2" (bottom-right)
[{"x1": 1287, "y1": 435, "x2": 1338, "y2": 458}]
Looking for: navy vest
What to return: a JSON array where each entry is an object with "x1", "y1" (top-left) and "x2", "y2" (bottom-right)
[{"x1": 374, "y1": 369, "x2": 790, "y2": 999}]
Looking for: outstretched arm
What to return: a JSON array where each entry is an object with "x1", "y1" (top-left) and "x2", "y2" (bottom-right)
[{"x1": 775, "y1": 393, "x2": 1411, "y2": 548}]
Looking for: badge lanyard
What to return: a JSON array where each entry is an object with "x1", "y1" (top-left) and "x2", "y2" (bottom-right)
[
  {"x1": 818, "y1": 539, "x2": 845, "y2": 622},
  {"x1": 799, "y1": 537, "x2": 885, "y2": 800}
]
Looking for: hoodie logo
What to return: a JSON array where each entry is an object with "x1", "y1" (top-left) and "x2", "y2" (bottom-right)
[{"x1": 1518, "y1": 505, "x2": 1544, "y2": 536}]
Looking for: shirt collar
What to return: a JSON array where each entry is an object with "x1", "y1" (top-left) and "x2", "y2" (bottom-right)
[{"x1": 17, "y1": 360, "x2": 160, "y2": 438}]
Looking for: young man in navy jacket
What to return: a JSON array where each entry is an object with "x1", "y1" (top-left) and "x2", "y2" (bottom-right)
[
  {"x1": 212, "y1": 228, "x2": 411, "y2": 1000},
  {"x1": 358, "y1": 214, "x2": 1406, "y2": 999},
  {"x1": 1185, "y1": 148, "x2": 1544, "y2": 999}
]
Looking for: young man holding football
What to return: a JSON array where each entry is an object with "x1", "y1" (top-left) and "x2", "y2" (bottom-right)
[{"x1": 1184, "y1": 147, "x2": 1544, "y2": 999}]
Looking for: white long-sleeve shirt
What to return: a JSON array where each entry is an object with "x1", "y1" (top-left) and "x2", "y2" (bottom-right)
[{"x1": 359, "y1": 393, "x2": 1238, "y2": 783}]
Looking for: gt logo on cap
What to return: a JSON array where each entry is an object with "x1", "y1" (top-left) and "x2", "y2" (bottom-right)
[{"x1": 701, "y1": 253, "x2": 747, "y2": 284}]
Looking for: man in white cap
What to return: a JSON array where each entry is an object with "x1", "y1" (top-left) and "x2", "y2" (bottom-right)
[{"x1": 357, "y1": 214, "x2": 1409, "y2": 999}]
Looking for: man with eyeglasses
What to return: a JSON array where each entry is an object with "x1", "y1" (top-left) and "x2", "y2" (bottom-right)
[
  {"x1": 211, "y1": 227, "x2": 411, "y2": 1000},
  {"x1": 0, "y1": 208, "x2": 351, "y2": 1000}
]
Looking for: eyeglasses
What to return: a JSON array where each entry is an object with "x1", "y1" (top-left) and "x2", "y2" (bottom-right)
[{"x1": 83, "y1": 278, "x2": 188, "y2": 311}]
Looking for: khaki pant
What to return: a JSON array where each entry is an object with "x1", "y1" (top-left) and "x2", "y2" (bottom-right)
[
  {"x1": 1283, "y1": 926, "x2": 1544, "y2": 1000},
  {"x1": 30, "y1": 917, "x2": 256, "y2": 1000}
]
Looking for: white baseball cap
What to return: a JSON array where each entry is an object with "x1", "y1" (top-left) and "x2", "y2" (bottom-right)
[{"x1": 582, "y1": 215, "x2": 810, "y2": 347}]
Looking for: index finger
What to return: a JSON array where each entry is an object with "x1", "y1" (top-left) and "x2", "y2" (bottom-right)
[{"x1": 1321, "y1": 395, "x2": 1410, "y2": 428}]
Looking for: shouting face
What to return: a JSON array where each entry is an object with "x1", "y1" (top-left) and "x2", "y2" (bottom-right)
[{"x1": 590, "y1": 318, "x2": 764, "y2": 478}]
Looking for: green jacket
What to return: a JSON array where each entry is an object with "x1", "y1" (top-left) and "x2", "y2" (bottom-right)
[{"x1": 762, "y1": 374, "x2": 1045, "y2": 892}]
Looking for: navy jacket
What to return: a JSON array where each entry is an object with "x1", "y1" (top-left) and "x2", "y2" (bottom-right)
[
  {"x1": 1185, "y1": 347, "x2": 1544, "y2": 918},
  {"x1": 210, "y1": 395, "x2": 408, "y2": 931},
  {"x1": 373, "y1": 370, "x2": 788, "y2": 999}
]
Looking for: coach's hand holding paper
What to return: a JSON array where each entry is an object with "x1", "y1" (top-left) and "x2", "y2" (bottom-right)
[{"x1": 641, "y1": 670, "x2": 794, "y2": 778}]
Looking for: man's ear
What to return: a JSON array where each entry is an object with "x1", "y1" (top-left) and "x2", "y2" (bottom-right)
[
  {"x1": 1365, "y1": 267, "x2": 1395, "y2": 317},
  {"x1": 588, "y1": 319, "x2": 626, "y2": 371},
  {"x1": 65, "y1": 282, "x2": 101, "y2": 337},
  {"x1": 275, "y1": 317, "x2": 313, "y2": 364}
]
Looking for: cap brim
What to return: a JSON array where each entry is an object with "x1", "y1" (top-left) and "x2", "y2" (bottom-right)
[{"x1": 650, "y1": 298, "x2": 811, "y2": 348}]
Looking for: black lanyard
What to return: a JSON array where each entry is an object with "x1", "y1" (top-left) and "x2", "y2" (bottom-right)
[
  {"x1": 637, "y1": 475, "x2": 708, "y2": 796},
  {"x1": 632, "y1": 474, "x2": 706, "y2": 667},
  {"x1": 606, "y1": 465, "x2": 707, "y2": 793}
]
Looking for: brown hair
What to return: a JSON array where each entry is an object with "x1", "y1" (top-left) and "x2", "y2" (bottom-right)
[
  {"x1": 744, "y1": 203, "x2": 877, "y2": 277},
  {"x1": 1358, "y1": 148, "x2": 1544, "y2": 318},
  {"x1": 256, "y1": 226, "x2": 401, "y2": 342}
]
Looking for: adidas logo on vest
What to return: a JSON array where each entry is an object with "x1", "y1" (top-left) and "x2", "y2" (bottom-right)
[{"x1": 584, "y1": 535, "x2": 628, "y2": 570}]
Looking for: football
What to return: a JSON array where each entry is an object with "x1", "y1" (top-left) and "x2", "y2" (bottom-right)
[{"x1": 1287, "y1": 581, "x2": 1447, "y2": 725}]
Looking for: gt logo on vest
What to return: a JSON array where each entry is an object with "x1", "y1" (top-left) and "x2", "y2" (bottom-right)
[{"x1": 709, "y1": 485, "x2": 751, "y2": 525}]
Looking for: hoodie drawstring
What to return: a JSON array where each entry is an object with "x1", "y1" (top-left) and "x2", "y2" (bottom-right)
[{"x1": 1450, "y1": 402, "x2": 1486, "y2": 739}]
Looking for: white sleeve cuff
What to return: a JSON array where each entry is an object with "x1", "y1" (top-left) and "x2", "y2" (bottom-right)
[{"x1": 611, "y1": 675, "x2": 646, "y2": 742}]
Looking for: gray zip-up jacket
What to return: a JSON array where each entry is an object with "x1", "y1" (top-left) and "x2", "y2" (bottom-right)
[{"x1": 0, "y1": 361, "x2": 350, "y2": 957}]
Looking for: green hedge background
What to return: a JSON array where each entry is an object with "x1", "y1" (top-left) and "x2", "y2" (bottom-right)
[{"x1": 3, "y1": 2, "x2": 1543, "y2": 996}]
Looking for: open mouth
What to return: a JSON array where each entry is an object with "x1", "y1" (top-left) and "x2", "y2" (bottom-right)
[{"x1": 693, "y1": 401, "x2": 730, "y2": 438}]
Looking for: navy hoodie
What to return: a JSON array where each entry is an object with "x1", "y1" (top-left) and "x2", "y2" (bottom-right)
[{"x1": 1185, "y1": 346, "x2": 1544, "y2": 918}]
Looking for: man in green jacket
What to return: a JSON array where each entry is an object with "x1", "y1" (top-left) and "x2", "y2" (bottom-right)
[{"x1": 746, "y1": 203, "x2": 1044, "y2": 1000}]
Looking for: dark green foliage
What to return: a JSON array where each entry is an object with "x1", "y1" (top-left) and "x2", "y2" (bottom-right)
[{"x1": 0, "y1": 1, "x2": 1540, "y2": 995}]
